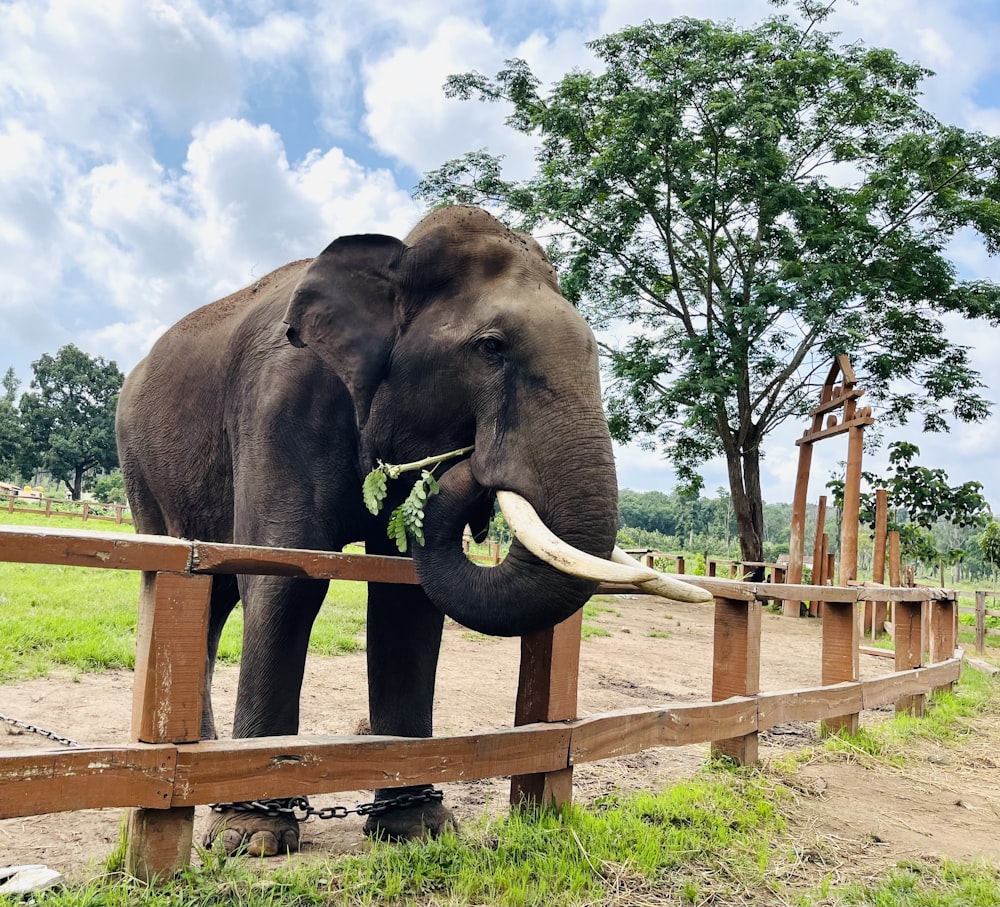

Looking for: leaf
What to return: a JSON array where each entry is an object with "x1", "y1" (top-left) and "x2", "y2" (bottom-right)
[
  {"x1": 387, "y1": 505, "x2": 409, "y2": 553},
  {"x1": 362, "y1": 466, "x2": 388, "y2": 515},
  {"x1": 369, "y1": 450, "x2": 463, "y2": 549}
]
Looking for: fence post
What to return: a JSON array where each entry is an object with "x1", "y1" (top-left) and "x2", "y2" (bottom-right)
[
  {"x1": 975, "y1": 591, "x2": 987, "y2": 655},
  {"x1": 6, "y1": 494, "x2": 13, "y2": 514},
  {"x1": 820, "y1": 599, "x2": 860, "y2": 735},
  {"x1": 928, "y1": 596, "x2": 957, "y2": 695},
  {"x1": 711, "y1": 597, "x2": 761, "y2": 764},
  {"x1": 676, "y1": 555, "x2": 685, "y2": 574},
  {"x1": 125, "y1": 570, "x2": 211, "y2": 881},
  {"x1": 894, "y1": 598, "x2": 924, "y2": 716},
  {"x1": 510, "y1": 608, "x2": 582, "y2": 811}
]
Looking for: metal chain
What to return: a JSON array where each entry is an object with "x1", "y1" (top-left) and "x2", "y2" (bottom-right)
[
  {"x1": 209, "y1": 789, "x2": 444, "y2": 821},
  {"x1": 0, "y1": 712, "x2": 82, "y2": 748}
]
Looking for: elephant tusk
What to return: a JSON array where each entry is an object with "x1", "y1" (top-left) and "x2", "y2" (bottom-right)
[
  {"x1": 609, "y1": 546, "x2": 713, "y2": 602},
  {"x1": 495, "y1": 491, "x2": 713, "y2": 603}
]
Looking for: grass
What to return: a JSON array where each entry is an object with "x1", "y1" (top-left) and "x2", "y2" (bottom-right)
[
  {"x1": 0, "y1": 511, "x2": 368, "y2": 683},
  {"x1": 580, "y1": 598, "x2": 619, "y2": 640},
  {"x1": 814, "y1": 860, "x2": 1000, "y2": 906},
  {"x1": 6, "y1": 769, "x2": 793, "y2": 906}
]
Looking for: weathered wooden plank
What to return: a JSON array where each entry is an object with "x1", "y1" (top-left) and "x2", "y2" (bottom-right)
[
  {"x1": 128, "y1": 571, "x2": 211, "y2": 880},
  {"x1": 712, "y1": 597, "x2": 761, "y2": 763},
  {"x1": 131, "y1": 572, "x2": 211, "y2": 744},
  {"x1": 511, "y1": 610, "x2": 581, "y2": 810},
  {"x1": 821, "y1": 600, "x2": 860, "y2": 735},
  {"x1": 570, "y1": 699, "x2": 757, "y2": 763},
  {"x1": 796, "y1": 413, "x2": 875, "y2": 445},
  {"x1": 894, "y1": 599, "x2": 925, "y2": 716},
  {"x1": 758, "y1": 683, "x2": 864, "y2": 730},
  {"x1": 928, "y1": 599, "x2": 956, "y2": 668},
  {"x1": 0, "y1": 746, "x2": 175, "y2": 818},
  {"x1": 0, "y1": 525, "x2": 191, "y2": 572},
  {"x1": 808, "y1": 387, "x2": 865, "y2": 417},
  {"x1": 171, "y1": 726, "x2": 572, "y2": 805},
  {"x1": 126, "y1": 807, "x2": 195, "y2": 882},
  {"x1": 862, "y1": 660, "x2": 963, "y2": 710},
  {"x1": 859, "y1": 645, "x2": 895, "y2": 659},
  {"x1": 190, "y1": 542, "x2": 419, "y2": 584}
]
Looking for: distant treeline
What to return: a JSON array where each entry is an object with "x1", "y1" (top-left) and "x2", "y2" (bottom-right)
[
  {"x1": 617, "y1": 488, "x2": 805, "y2": 562},
  {"x1": 617, "y1": 488, "x2": 992, "y2": 583}
]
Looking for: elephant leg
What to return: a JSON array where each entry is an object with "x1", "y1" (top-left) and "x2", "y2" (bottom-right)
[
  {"x1": 203, "y1": 574, "x2": 328, "y2": 856},
  {"x1": 363, "y1": 580, "x2": 455, "y2": 840},
  {"x1": 201, "y1": 574, "x2": 239, "y2": 740}
]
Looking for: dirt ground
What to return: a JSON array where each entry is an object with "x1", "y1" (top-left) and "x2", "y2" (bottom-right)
[{"x1": 3, "y1": 593, "x2": 1000, "y2": 893}]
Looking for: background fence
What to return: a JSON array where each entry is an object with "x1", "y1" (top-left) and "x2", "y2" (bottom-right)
[
  {"x1": 4, "y1": 493, "x2": 132, "y2": 524},
  {"x1": 0, "y1": 525, "x2": 961, "y2": 882}
]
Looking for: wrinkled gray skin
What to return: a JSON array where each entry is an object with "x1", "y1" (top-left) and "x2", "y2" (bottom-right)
[{"x1": 116, "y1": 206, "x2": 618, "y2": 856}]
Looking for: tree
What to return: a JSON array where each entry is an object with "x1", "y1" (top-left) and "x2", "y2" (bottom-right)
[
  {"x1": 830, "y1": 441, "x2": 991, "y2": 575},
  {"x1": 90, "y1": 470, "x2": 128, "y2": 505},
  {"x1": 0, "y1": 367, "x2": 23, "y2": 479},
  {"x1": 416, "y1": 1, "x2": 1000, "y2": 565},
  {"x1": 979, "y1": 520, "x2": 1000, "y2": 594},
  {"x1": 18, "y1": 345, "x2": 124, "y2": 500}
]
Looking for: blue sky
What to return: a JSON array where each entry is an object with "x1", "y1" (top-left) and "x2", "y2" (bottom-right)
[{"x1": 2, "y1": 0, "x2": 999, "y2": 507}]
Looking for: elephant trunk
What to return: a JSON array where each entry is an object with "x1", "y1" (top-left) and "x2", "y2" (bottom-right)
[{"x1": 412, "y1": 454, "x2": 619, "y2": 637}]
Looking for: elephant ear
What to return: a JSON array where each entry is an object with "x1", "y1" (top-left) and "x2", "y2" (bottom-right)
[{"x1": 283, "y1": 233, "x2": 405, "y2": 429}]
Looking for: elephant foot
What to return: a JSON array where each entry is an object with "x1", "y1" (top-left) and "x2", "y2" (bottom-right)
[
  {"x1": 203, "y1": 807, "x2": 300, "y2": 857},
  {"x1": 363, "y1": 793, "x2": 456, "y2": 842}
]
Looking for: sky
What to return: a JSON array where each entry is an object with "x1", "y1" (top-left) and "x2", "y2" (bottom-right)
[{"x1": 2, "y1": 0, "x2": 999, "y2": 508}]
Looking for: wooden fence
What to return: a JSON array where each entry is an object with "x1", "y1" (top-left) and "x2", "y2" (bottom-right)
[
  {"x1": 963, "y1": 592, "x2": 1000, "y2": 654},
  {"x1": 0, "y1": 525, "x2": 962, "y2": 882},
  {"x1": 4, "y1": 493, "x2": 132, "y2": 524}
]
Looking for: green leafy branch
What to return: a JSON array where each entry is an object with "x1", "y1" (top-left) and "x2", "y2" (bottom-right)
[{"x1": 363, "y1": 446, "x2": 474, "y2": 552}]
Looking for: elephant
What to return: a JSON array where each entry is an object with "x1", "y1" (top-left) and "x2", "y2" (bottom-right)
[{"x1": 116, "y1": 205, "x2": 699, "y2": 857}]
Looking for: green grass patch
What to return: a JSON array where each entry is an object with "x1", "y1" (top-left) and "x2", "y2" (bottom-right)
[
  {"x1": 11, "y1": 769, "x2": 792, "y2": 907},
  {"x1": 812, "y1": 859, "x2": 1000, "y2": 906},
  {"x1": 0, "y1": 511, "x2": 368, "y2": 683},
  {"x1": 648, "y1": 629, "x2": 671, "y2": 639},
  {"x1": 580, "y1": 598, "x2": 619, "y2": 641}
]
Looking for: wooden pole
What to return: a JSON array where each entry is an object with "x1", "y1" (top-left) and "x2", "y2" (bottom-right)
[
  {"x1": 976, "y1": 591, "x2": 987, "y2": 655},
  {"x1": 807, "y1": 498, "x2": 828, "y2": 617},
  {"x1": 820, "y1": 595, "x2": 860, "y2": 735},
  {"x1": 126, "y1": 571, "x2": 212, "y2": 881},
  {"x1": 839, "y1": 421, "x2": 866, "y2": 586},
  {"x1": 510, "y1": 608, "x2": 582, "y2": 810},
  {"x1": 711, "y1": 597, "x2": 761, "y2": 764},
  {"x1": 868, "y1": 489, "x2": 888, "y2": 637},
  {"x1": 784, "y1": 440, "x2": 814, "y2": 616},
  {"x1": 894, "y1": 598, "x2": 925, "y2": 716}
]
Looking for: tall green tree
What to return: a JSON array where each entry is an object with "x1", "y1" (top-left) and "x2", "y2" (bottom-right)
[
  {"x1": 417, "y1": 1, "x2": 1000, "y2": 565},
  {"x1": 18, "y1": 345, "x2": 124, "y2": 500},
  {"x1": 0, "y1": 367, "x2": 23, "y2": 479},
  {"x1": 829, "y1": 441, "x2": 991, "y2": 573}
]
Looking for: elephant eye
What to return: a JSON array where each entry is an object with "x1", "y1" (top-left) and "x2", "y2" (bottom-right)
[{"x1": 475, "y1": 334, "x2": 506, "y2": 359}]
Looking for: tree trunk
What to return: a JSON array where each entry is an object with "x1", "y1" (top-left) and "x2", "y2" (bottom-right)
[
  {"x1": 725, "y1": 444, "x2": 765, "y2": 576},
  {"x1": 72, "y1": 468, "x2": 83, "y2": 501}
]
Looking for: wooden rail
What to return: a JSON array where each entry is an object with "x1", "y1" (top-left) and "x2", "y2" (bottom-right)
[
  {"x1": 4, "y1": 493, "x2": 132, "y2": 524},
  {"x1": 960, "y1": 591, "x2": 1000, "y2": 654},
  {"x1": 0, "y1": 525, "x2": 963, "y2": 881}
]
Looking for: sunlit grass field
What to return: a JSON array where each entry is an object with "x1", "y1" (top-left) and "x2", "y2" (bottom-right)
[{"x1": 0, "y1": 510, "x2": 367, "y2": 683}]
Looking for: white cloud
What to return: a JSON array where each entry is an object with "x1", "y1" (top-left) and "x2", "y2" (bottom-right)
[
  {"x1": 0, "y1": 0, "x2": 243, "y2": 148},
  {"x1": 361, "y1": 16, "x2": 539, "y2": 178}
]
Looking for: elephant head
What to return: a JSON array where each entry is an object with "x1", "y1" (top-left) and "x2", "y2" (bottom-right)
[{"x1": 282, "y1": 206, "x2": 639, "y2": 635}]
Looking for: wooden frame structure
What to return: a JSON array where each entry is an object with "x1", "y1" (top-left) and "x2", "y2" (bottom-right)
[
  {"x1": 0, "y1": 525, "x2": 960, "y2": 881},
  {"x1": 785, "y1": 356, "x2": 874, "y2": 618}
]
